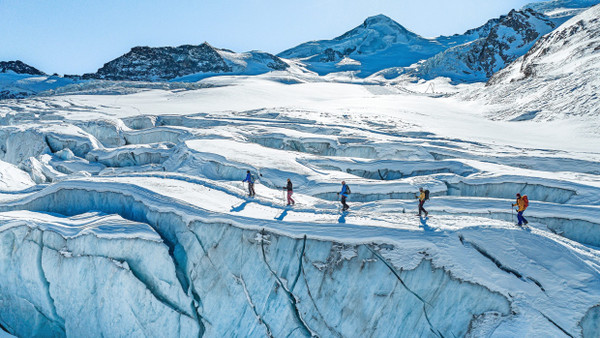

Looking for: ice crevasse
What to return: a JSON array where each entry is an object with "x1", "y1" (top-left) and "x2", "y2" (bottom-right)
[{"x1": 0, "y1": 182, "x2": 518, "y2": 337}]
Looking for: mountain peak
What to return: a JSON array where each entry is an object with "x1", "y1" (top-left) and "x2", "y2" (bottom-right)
[
  {"x1": 333, "y1": 13, "x2": 419, "y2": 43},
  {"x1": 278, "y1": 13, "x2": 443, "y2": 76},
  {"x1": 363, "y1": 14, "x2": 396, "y2": 26},
  {"x1": 360, "y1": 14, "x2": 413, "y2": 35},
  {"x1": 199, "y1": 41, "x2": 215, "y2": 50}
]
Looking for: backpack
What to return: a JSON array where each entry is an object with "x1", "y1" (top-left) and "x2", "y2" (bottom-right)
[
  {"x1": 346, "y1": 185, "x2": 351, "y2": 194},
  {"x1": 424, "y1": 189, "x2": 430, "y2": 201},
  {"x1": 522, "y1": 195, "x2": 529, "y2": 208}
]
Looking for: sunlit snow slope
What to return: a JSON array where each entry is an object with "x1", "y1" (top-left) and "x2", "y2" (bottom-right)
[{"x1": 0, "y1": 74, "x2": 599, "y2": 337}]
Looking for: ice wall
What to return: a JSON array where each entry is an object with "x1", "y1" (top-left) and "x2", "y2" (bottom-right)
[
  {"x1": 188, "y1": 224, "x2": 511, "y2": 337},
  {"x1": 0, "y1": 186, "x2": 512, "y2": 337},
  {"x1": 0, "y1": 216, "x2": 200, "y2": 337}
]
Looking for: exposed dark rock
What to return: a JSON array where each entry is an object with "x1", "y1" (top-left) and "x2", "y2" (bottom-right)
[
  {"x1": 415, "y1": 8, "x2": 555, "y2": 83},
  {"x1": 478, "y1": 9, "x2": 555, "y2": 77},
  {"x1": 0, "y1": 61, "x2": 46, "y2": 75},
  {"x1": 83, "y1": 43, "x2": 288, "y2": 82},
  {"x1": 321, "y1": 49, "x2": 344, "y2": 62},
  {"x1": 254, "y1": 52, "x2": 289, "y2": 71},
  {"x1": 84, "y1": 43, "x2": 231, "y2": 81}
]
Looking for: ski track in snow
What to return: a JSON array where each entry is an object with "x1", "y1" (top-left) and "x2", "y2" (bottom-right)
[{"x1": 0, "y1": 76, "x2": 598, "y2": 337}]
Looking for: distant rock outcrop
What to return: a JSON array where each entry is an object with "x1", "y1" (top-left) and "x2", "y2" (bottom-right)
[
  {"x1": 0, "y1": 61, "x2": 45, "y2": 76},
  {"x1": 84, "y1": 43, "x2": 289, "y2": 82}
]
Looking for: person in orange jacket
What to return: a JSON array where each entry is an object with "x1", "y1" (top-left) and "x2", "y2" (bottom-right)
[
  {"x1": 512, "y1": 193, "x2": 528, "y2": 226},
  {"x1": 415, "y1": 187, "x2": 428, "y2": 217}
]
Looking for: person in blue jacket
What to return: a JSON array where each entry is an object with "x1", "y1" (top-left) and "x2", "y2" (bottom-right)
[
  {"x1": 242, "y1": 170, "x2": 256, "y2": 197},
  {"x1": 336, "y1": 181, "x2": 350, "y2": 211}
]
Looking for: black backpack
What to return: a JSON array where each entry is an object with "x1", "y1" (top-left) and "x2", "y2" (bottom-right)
[
  {"x1": 346, "y1": 185, "x2": 351, "y2": 194},
  {"x1": 424, "y1": 189, "x2": 430, "y2": 200}
]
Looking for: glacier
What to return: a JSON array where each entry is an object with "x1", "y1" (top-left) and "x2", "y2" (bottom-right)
[
  {"x1": 0, "y1": 5, "x2": 600, "y2": 336},
  {"x1": 0, "y1": 73, "x2": 599, "y2": 337},
  {"x1": 1, "y1": 178, "x2": 597, "y2": 337}
]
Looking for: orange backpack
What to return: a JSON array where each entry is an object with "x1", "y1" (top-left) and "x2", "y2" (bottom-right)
[{"x1": 522, "y1": 195, "x2": 529, "y2": 208}]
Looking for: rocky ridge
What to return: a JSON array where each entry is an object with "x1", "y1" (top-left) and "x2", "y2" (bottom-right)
[
  {"x1": 84, "y1": 43, "x2": 288, "y2": 81},
  {"x1": 411, "y1": 9, "x2": 556, "y2": 82},
  {"x1": 0, "y1": 61, "x2": 45, "y2": 76}
]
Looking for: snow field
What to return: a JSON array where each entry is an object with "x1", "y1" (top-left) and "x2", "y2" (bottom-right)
[{"x1": 0, "y1": 77, "x2": 598, "y2": 336}]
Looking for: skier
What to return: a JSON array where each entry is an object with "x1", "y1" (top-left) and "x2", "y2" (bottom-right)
[
  {"x1": 284, "y1": 178, "x2": 295, "y2": 206},
  {"x1": 512, "y1": 193, "x2": 529, "y2": 226},
  {"x1": 242, "y1": 170, "x2": 256, "y2": 197},
  {"x1": 336, "y1": 181, "x2": 350, "y2": 211},
  {"x1": 415, "y1": 187, "x2": 429, "y2": 218}
]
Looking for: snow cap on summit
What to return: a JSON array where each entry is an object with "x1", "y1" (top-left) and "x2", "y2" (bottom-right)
[
  {"x1": 362, "y1": 14, "x2": 398, "y2": 26},
  {"x1": 359, "y1": 13, "x2": 416, "y2": 37}
]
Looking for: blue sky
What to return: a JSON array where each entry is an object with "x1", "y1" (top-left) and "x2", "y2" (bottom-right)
[{"x1": 1, "y1": 0, "x2": 541, "y2": 74}]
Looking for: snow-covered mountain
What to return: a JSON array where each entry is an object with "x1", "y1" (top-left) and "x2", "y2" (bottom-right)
[
  {"x1": 411, "y1": 9, "x2": 556, "y2": 83},
  {"x1": 372, "y1": 1, "x2": 599, "y2": 83},
  {"x1": 277, "y1": 9, "x2": 563, "y2": 82},
  {"x1": 278, "y1": 14, "x2": 447, "y2": 77},
  {"x1": 482, "y1": 4, "x2": 600, "y2": 120},
  {"x1": 84, "y1": 43, "x2": 290, "y2": 81}
]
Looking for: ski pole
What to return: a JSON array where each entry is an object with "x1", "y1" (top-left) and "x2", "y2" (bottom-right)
[{"x1": 511, "y1": 206, "x2": 514, "y2": 223}]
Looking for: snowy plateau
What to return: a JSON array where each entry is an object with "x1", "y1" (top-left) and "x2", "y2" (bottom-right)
[{"x1": 1, "y1": 2, "x2": 600, "y2": 338}]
